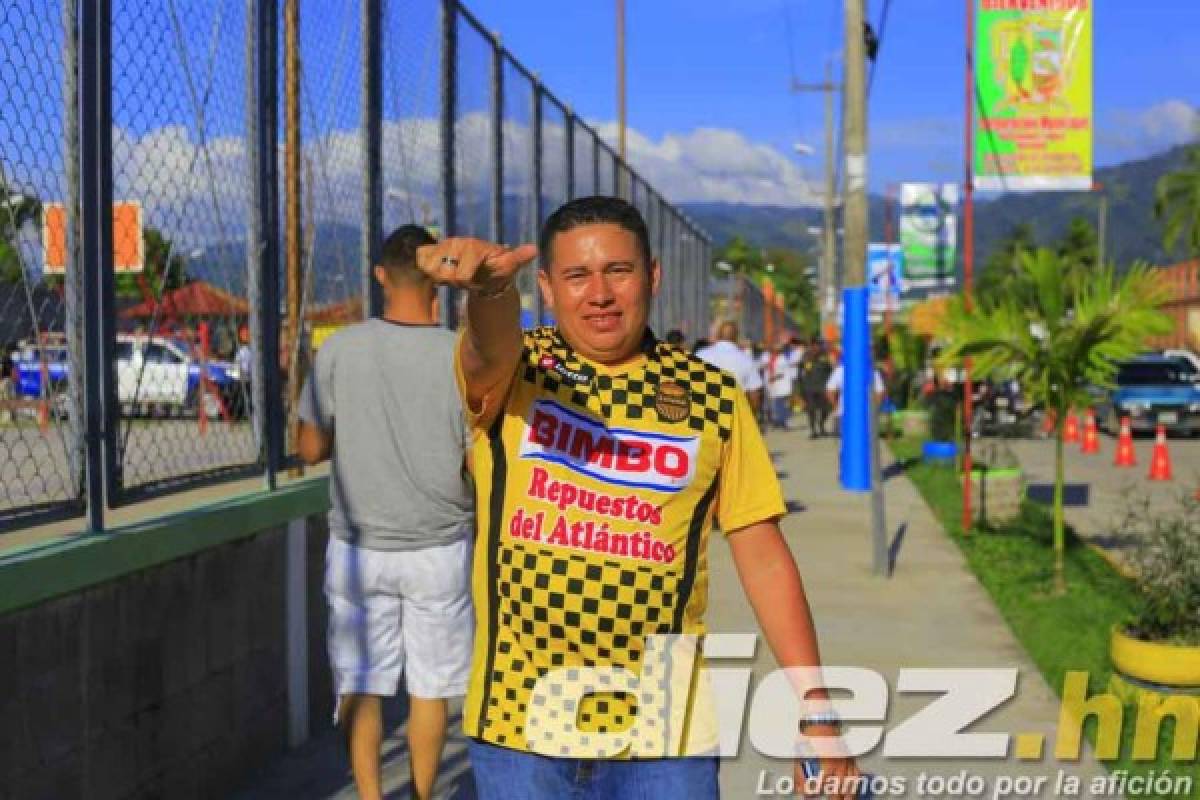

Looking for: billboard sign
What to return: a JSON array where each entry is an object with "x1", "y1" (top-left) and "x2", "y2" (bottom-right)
[
  {"x1": 42, "y1": 201, "x2": 144, "y2": 274},
  {"x1": 867, "y1": 243, "x2": 903, "y2": 313},
  {"x1": 899, "y1": 183, "x2": 958, "y2": 290},
  {"x1": 974, "y1": 2, "x2": 1093, "y2": 191}
]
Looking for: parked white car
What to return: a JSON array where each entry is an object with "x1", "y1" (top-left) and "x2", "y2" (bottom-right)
[
  {"x1": 18, "y1": 333, "x2": 243, "y2": 418},
  {"x1": 115, "y1": 334, "x2": 240, "y2": 418}
]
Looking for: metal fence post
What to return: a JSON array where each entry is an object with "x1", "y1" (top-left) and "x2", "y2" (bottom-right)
[
  {"x1": 439, "y1": 0, "x2": 458, "y2": 328},
  {"x1": 81, "y1": 0, "x2": 117, "y2": 524},
  {"x1": 699, "y1": 232, "x2": 707, "y2": 336},
  {"x1": 683, "y1": 219, "x2": 694, "y2": 337},
  {"x1": 78, "y1": 0, "x2": 106, "y2": 531},
  {"x1": 249, "y1": 0, "x2": 282, "y2": 488},
  {"x1": 363, "y1": 0, "x2": 383, "y2": 318},
  {"x1": 564, "y1": 108, "x2": 575, "y2": 201},
  {"x1": 490, "y1": 31, "x2": 503, "y2": 243},
  {"x1": 530, "y1": 79, "x2": 543, "y2": 326},
  {"x1": 592, "y1": 131, "x2": 600, "y2": 198},
  {"x1": 62, "y1": 0, "x2": 87, "y2": 511}
]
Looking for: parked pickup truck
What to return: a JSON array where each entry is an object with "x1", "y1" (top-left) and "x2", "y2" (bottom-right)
[
  {"x1": 14, "y1": 334, "x2": 242, "y2": 418},
  {"x1": 1095, "y1": 354, "x2": 1200, "y2": 436}
]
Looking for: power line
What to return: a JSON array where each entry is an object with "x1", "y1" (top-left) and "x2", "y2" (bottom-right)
[
  {"x1": 867, "y1": 0, "x2": 892, "y2": 97},
  {"x1": 783, "y1": 1, "x2": 799, "y2": 87}
]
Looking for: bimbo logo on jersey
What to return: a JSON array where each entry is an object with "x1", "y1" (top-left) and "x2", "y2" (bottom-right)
[{"x1": 519, "y1": 400, "x2": 699, "y2": 492}]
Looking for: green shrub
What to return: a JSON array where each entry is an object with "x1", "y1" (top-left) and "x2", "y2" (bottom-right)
[
  {"x1": 927, "y1": 389, "x2": 959, "y2": 442},
  {"x1": 1120, "y1": 492, "x2": 1200, "y2": 645}
]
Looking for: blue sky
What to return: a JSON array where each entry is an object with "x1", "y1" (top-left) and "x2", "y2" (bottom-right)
[{"x1": 465, "y1": 0, "x2": 1200, "y2": 202}]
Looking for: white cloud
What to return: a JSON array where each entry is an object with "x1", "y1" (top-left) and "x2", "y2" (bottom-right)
[
  {"x1": 590, "y1": 122, "x2": 822, "y2": 207},
  {"x1": 99, "y1": 114, "x2": 823, "y2": 256},
  {"x1": 1098, "y1": 99, "x2": 1199, "y2": 160}
]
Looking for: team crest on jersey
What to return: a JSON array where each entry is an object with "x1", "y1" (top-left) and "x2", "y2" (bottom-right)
[
  {"x1": 654, "y1": 382, "x2": 691, "y2": 423},
  {"x1": 519, "y1": 400, "x2": 699, "y2": 492}
]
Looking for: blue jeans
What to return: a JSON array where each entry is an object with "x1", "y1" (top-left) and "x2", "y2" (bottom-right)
[
  {"x1": 467, "y1": 738, "x2": 720, "y2": 800},
  {"x1": 770, "y1": 395, "x2": 791, "y2": 429}
]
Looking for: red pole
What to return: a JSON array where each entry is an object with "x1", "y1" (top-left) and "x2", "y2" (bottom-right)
[
  {"x1": 961, "y1": 0, "x2": 976, "y2": 533},
  {"x1": 198, "y1": 321, "x2": 210, "y2": 436}
]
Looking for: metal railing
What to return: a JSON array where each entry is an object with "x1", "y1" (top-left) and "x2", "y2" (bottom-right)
[{"x1": 0, "y1": 0, "x2": 712, "y2": 534}]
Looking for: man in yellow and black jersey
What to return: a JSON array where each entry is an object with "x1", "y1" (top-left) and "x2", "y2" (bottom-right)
[{"x1": 417, "y1": 196, "x2": 859, "y2": 799}]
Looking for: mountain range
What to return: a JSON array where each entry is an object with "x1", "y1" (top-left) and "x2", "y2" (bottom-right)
[
  {"x1": 186, "y1": 144, "x2": 1196, "y2": 302},
  {"x1": 680, "y1": 144, "x2": 1197, "y2": 271}
]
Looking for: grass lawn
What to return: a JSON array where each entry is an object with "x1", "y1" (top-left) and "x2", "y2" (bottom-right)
[{"x1": 890, "y1": 438, "x2": 1199, "y2": 798}]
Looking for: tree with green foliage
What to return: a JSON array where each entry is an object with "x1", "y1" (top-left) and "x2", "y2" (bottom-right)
[
  {"x1": 712, "y1": 236, "x2": 818, "y2": 336},
  {"x1": 881, "y1": 324, "x2": 930, "y2": 410},
  {"x1": 937, "y1": 248, "x2": 1170, "y2": 593},
  {"x1": 975, "y1": 222, "x2": 1036, "y2": 309},
  {"x1": 0, "y1": 185, "x2": 41, "y2": 285},
  {"x1": 1155, "y1": 145, "x2": 1200, "y2": 257},
  {"x1": 1056, "y1": 217, "x2": 1098, "y2": 273},
  {"x1": 40, "y1": 225, "x2": 189, "y2": 299},
  {"x1": 117, "y1": 227, "x2": 188, "y2": 300}
]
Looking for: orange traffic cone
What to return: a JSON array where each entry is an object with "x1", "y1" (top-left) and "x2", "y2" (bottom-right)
[
  {"x1": 1080, "y1": 409, "x2": 1100, "y2": 454},
  {"x1": 1041, "y1": 408, "x2": 1057, "y2": 436},
  {"x1": 1113, "y1": 416, "x2": 1136, "y2": 467},
  {"x1": 37, "y1": 398, "x2": 49, "y2": 433},
  {"x1": 1148, "y1": 425, "x2": 1173, "y2": 481},
  {"x1": 1063, "y1": 410, "x2": 1080, "y2": 443}
]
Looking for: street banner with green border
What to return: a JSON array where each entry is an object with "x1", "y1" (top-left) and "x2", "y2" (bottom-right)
[
  {"x1": 974, "y1": 1, "x2": 1093, "y2": 191},
  {"x1": 900, "y1": 183, "x2": 959, "y2": 289}
]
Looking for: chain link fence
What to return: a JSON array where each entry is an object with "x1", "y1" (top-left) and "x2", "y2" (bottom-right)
[
  {"x1": 501, "y1": 56, "x2": 538, "y2": 326},
  {"x1": 0, "y1": 0, "x2": 713, "y2": 534},
  {"x1": 107, "y1": 0, "x2": 258, "y2": 501},
  {"x1": 0, "y1": 0, "x2": 84, "y2": 527}
]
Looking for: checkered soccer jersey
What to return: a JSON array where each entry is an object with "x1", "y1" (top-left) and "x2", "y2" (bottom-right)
[{"x1": 457, "y1": 327, "x2": 785, "y2": 758}]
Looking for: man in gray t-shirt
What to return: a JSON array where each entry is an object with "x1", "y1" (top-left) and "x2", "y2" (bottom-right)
[{"x1": 298, "y1": 225, "x2": 474, "y2": 800}]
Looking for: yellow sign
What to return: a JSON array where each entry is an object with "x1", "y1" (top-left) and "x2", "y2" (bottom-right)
[{"x1": 975, "y1": 2, "x2": 1092, "y2": 191}]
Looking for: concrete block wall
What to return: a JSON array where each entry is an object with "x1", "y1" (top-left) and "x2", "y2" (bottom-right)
[{"x1": 0, "y1": 482, "x2": 332, "y2": 800}]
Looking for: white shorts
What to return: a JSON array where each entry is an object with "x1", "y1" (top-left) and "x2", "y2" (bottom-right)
[{"x1": 324, "y1": 535, "x2": 474, "y2": 706}]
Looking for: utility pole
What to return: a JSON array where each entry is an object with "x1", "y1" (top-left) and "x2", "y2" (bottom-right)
[
  {"x1": 792, "y1": 60, "x2": 839, "y2": 335},
  {"x1": 843, "y1": 0, "x2": 867, "y2": 288},
  {"x1": 844, "y1": 0, "x2": 888, "y2": 576},
  {"x1": 284, "y1": 0, "x2": 302, "y2": 459}
]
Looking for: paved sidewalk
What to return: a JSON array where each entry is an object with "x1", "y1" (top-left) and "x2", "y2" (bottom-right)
[
  {"x1": 713, "y1": 429, "x2": 1108, "y2": 798},
  {"x1": 236, "y1": 427, "x2": 1109, "y2": 799}
]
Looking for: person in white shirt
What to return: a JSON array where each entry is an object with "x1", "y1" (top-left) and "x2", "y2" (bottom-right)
[
  {"x1": 825, "y1": 358, "x2": 886, "y2": 436},
  {"x1": 763, "y1": 336, "x2": 797, "y2": 430},
  {"x1": 695, "y1": 321, "x2": 763, "y2": 416}
]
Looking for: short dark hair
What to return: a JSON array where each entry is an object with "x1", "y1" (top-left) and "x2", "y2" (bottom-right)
[
  {"x1": 379, "y1": 224, "x2": 436, "y2": 283},
  {"x1": 538, "y1": 196, "x2": 652, "y2": 270},
  {"x1": 665, "y1": 329, "x2": 685, "y2": 347}
]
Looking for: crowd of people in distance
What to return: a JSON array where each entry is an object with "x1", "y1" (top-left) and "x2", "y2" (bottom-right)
[{"x1": 688, "y1": 323, "x2": 878, "y2": 439}]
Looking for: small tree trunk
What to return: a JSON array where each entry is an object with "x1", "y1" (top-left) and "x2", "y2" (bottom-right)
[{"x1": 1053, "y1": 425, "x2": 1066, "y2": 595}]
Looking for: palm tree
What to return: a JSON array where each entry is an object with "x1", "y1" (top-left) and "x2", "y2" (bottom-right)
[
  {"x1": 883, "y1": 324, "x2": 929, "y2": 410},
  {"x1": 937, "y1": 248, "x2": 1171, "y2": 593},
  {"x1": 1156, "y1": 145, "x2": 1200, "y2": 257}
]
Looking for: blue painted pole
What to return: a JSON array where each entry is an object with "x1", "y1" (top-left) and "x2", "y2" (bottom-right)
[{"x1": 840, "y1": 286, "x2": 872, "y2": 492}]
